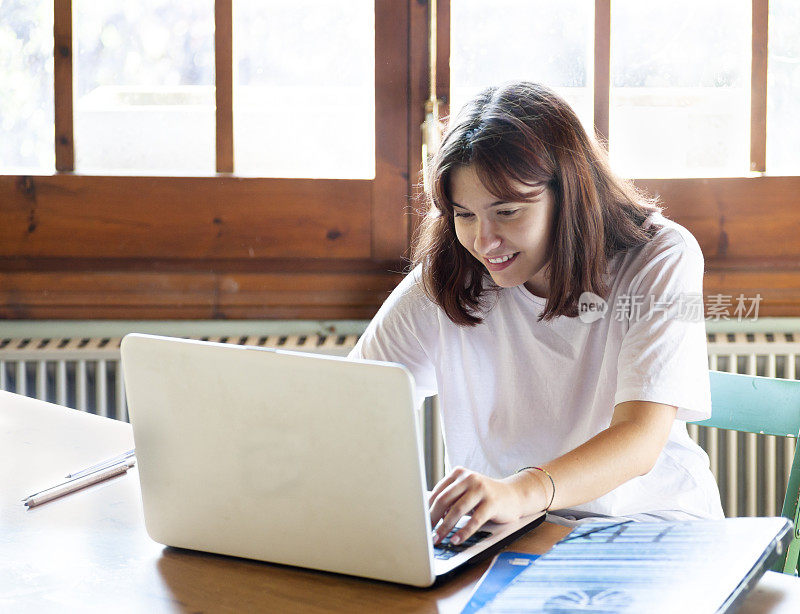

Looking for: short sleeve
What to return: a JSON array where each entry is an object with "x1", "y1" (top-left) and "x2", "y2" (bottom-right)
[
  {"x1": 614, "y1": 233, "x2": 711, "y2": 422},
  {"x1": 349, "y1": 267, "x2": 439, "y2": 410}
]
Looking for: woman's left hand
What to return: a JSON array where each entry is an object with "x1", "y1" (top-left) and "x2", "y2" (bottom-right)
[{"x1": 428, "y1": 466, "x2": 531, "y2": 546}]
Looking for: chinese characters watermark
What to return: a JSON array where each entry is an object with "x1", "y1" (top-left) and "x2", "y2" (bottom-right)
[{"x1": 578, "y1": 292, "x2": 762, "y2": 324}]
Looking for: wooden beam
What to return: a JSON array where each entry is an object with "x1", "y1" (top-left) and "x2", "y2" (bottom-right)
[
  {"x1": 53, "y1": 0, "x2": 74, "y2": 171},
  {"x1": 2, "y1": 265, "x2": 798, "y2": 319},
  {"x1": 408, "y1": 0, "x2": 450, "y2": 255},
  {"x1": 0, "y1": 175, "x2": 372, "y2": 260},
  {"x1": 634, "y1": 176, "x2": 800, "y2": 260},
  {"x1": 372, "y1": 0, "x2": 410, "y2": 260},
  {"x1": 750, "y1": 0, "x2": 768, "y2": 173},
  {"x1": 4, "y1": 174, "x2": 796, "y2": 319},
  {"x1": 408, "y1": 0, "x2": 429, "y2": 246},
  {"x1": 436, "y1": 0, "x2": 450, "y2": 120},
  {"x1": 593, "y1": 0, "x2": 610, "y2": 144},
  {"x1": 0, "y1": 270, "x2": 402, "y2": 320},
  {"x1": 703, "y1": 269, "x2": 800, "y2": 318},
  {"x1": 215, "y1": 0, "x2": 234, "y2": 173}
]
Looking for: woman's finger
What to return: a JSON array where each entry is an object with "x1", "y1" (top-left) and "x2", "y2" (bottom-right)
[
  {"x1": 433, "y1": 487, "x2": 483, "y2": 545},
  {"x1": 449, "y1": 500, "x2": 491, "y2": 546},
  {"x1": 428, "y1": 469, "x2": 459, "y2": 505},
  {"x1": 429, "y1": 474, "x2": 469, "y2": 529},
  {"x1": 428, "y1": 467, "x2": 471, "y2": 522},
  {"x1": 428, "y1": 465, "x2": 470, "y2": 503}
]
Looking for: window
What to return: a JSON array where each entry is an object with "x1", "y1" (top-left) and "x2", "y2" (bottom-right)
[
  {"x1": 450, "y1": 0, "x2": 593, "y2": 130},
  {"x1": 233, "y1": 0, "x2": 375, "y2": 178},
  {"x1": 1, "y1": 1, "x2": 799, "y2": 319},
  {"x1": 0, "y1": 0, "x2": 54, "y2": 172},
  {"x1": 450, "y1": 0, "x2": 783, "y2": 179},
  {"x1": 767, "y1": 0, "x2": 800, "y2": 174},
  {"x1": 73, "y1": 0, "x2": 216, "y2": 174},
  {"x1": 0, "y1": 0, "x2": 410, "y2": 319},
  {"x1": 610, "y1": 0, "x2": 751, "y2": 177}
]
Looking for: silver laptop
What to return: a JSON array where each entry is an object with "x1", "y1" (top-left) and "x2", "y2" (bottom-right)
[{"x1": 121, "y1": 333, "x2": 544, "y2": 587}]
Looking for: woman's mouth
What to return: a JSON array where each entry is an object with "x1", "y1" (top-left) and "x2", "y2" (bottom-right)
[{"x1": 483, "y1": 252, "x2": 519, "y2": 271}]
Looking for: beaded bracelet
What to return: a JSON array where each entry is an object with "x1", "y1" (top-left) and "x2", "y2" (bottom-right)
[{"x1": 517, "y1": 466, "x2": 556, "y2": 512}]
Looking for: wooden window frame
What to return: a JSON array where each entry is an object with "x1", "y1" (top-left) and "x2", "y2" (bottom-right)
[
  {"x1": 2, "y1": 1, "x2": 799, "y2": 320},
  {"x1": 0, "y1": 0, "x2": 416, "y2": 320}
]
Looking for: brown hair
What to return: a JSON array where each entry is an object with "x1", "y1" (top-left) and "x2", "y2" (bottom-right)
[{"x1": 412, "y1": 82, "x2": 660, "y2": 326}]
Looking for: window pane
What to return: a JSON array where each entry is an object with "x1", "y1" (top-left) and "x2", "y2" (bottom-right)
[
  {"x1": 450, "y1": 0, "x2": 593, "y2": 131},
  {"x1": 767, "y1": 0, "x2": 800, "y2": 175},
  {"x1": 233, "y1": 0, "x2": 374, "y2": 179},
  {"x1": 0, "y1": 0, "x2": 54, "y2": 172},
  {"x1": 74, "y1": 0, "x2": 215, "y2": 174},
  {"x1": 610, "y1": 0, "x2": 750, "y2": 178}
]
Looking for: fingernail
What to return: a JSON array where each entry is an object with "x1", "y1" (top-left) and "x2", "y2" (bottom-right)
[
  {"x1": 451, "y1": 534, "x2": 461, "y2": 545},
  {"x1": 431, "y1": 531, "x2": 439, "y2": 544}
]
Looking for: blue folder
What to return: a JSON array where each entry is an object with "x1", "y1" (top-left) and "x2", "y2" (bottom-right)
[
  {"x1": 461, "y1": 552, "x2": 540, "y2": 614},
  {"x1": 461, "y1": 517, "x2": 791, "y2": 614}
]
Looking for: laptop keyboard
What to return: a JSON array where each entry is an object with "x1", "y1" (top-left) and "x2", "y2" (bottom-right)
[{"x1": 433, "y1": 529, "x2": 493, "y2": 560}]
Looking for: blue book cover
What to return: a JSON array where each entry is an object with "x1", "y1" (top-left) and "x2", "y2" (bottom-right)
[
  {"x1": 469, "y1": 519, "x2": 790, "y2": 614},
  {"x1": 461, "y1": 551, "x2": 541, "y2": 614}
]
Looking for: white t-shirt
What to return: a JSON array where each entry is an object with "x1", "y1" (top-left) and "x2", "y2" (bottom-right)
[{"x1": 350, "y1": 214, "x2": 724, "y2": 521}]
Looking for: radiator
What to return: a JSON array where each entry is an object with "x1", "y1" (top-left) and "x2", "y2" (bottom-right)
[
  {"x1": 0, "y1": 334, "x2": 359, "y2": 422},
  {"x1": 1, "y1": 331, "x2": 798, "y2": 517}
]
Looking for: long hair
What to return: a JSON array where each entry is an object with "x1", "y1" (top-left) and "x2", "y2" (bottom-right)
[{"x1": 412, "y1": 82, "x2": 660, "y2": 326}]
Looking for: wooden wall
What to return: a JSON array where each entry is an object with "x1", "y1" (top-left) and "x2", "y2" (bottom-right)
[
  {"x1": 637, "y1": 177, "x2": 800, "y2": 316},
  {"x1": 2, "y1": 174, "x2": 798, "y2": 319}
]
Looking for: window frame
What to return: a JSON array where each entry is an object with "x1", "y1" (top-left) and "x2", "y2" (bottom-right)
[
  {"x1": 0, "y1": 0, "x2": 415, "y2": 319},
  {"x1": 1, "y1": 0, "x2": 799, "y2": 319}
]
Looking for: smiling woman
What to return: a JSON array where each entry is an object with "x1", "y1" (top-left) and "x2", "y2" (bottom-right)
[
  {"x1": 450, "y1": 165, "x2": 555, "y2": 297},
  {"x1": 351, "y1": 82, "x2": 723, "y2": 549},
  {"x1": 416, "y1": 82, "x2": 659, "y2": 326}
]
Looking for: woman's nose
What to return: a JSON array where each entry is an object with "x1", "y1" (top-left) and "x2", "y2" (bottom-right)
[{"x1": 474, "y1": 219, "x2": 501, "y2": 254}]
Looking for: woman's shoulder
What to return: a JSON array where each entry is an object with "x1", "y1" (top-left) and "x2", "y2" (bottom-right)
[
  {"x1": 609, "y1": 212, "x2": 705, "y2": 294},
  {"x1": 372, "y1": 265, "x2": 438, "y2": 323},
  {"x1": 643, "y1": 212, "x2": 704, "y2": 260},
  {"x1": 613, "y1": 212, "x2": 704, "y2": 278},
  {"x1": 394, "y1": 264, "x2": 432, "y2": 303}
]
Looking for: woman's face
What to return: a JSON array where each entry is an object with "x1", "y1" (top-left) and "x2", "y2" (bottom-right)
[{"x1": 450, "y1": 165, "x2": 556, "y2": 297}]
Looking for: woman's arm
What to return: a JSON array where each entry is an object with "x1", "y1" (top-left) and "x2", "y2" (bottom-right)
[{"x1": 429, "y1": 400, "x2": 677, "y2": 545}]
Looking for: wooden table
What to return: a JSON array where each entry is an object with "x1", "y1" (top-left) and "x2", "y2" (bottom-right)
[{"x1": 2, "y1": 390, "x2": 799, "y2": 613}]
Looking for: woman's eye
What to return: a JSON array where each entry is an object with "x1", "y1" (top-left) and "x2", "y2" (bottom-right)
[
  {"x1": 497, "y1": 209, "x2": 519, "y2": 217},
  {"x1": 454, "y1": 211, "x2": 473, "y2": 219}
]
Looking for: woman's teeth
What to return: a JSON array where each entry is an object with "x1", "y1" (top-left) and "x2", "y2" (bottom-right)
[{"x1": 487, "y1": 254, "x2": 515, "y2": 264}]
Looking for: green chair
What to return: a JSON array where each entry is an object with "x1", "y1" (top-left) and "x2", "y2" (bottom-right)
[{"x1": 690, "y1": 370, "x2": 800, "y2": 575}]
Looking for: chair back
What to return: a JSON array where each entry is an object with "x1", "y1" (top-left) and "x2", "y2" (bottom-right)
[{"x1": 691, "y1": 370, "x2": 800, "y2": 575}]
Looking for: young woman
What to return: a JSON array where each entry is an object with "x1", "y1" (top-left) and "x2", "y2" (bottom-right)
[{"x1": 350, "y1": 82, "x2": 723, "y2": 547}]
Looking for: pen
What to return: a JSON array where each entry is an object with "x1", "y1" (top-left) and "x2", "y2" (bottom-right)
[
  {"x1": 66, "y1": 448, "x2": 136, "y2": 479},
  {"x1": 24, "y1": 458, "x2": 136, "y2": 508}
]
